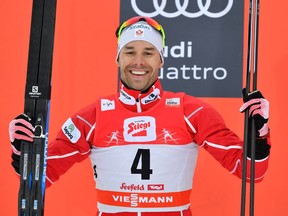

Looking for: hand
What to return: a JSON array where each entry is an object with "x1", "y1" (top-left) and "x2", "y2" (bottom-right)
[
  {"x1": 239, "y1": 90, "x2": 269, "y2": 137},
  {"x1": 9, "y1": 113, "x2": 35, "y2": 174}
]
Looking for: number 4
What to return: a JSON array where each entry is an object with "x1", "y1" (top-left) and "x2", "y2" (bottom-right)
[{"x1": 131, "y1": 149, "x2": 153, "y2": 180}]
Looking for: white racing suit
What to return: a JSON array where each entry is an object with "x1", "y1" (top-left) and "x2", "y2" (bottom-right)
[{"x1": 46, "y1": 79, "x2": 271, "y2": 215}]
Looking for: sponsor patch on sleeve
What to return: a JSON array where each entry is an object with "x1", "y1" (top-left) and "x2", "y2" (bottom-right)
[
  {"x1": 101, "y1": 99, "x2": 115, "y2": 111},
  {"x1": 61, "y1": 118, "x2": 81, "y2": 144}
]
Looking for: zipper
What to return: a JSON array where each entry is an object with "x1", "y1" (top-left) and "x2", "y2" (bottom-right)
[{"x1": 136, "y1": 94, "x2": 142, "y2": 113}]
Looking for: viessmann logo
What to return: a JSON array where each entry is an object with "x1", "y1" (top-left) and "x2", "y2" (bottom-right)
[
  {"x1": 123, "y1": 116, "x2": 156, "y2": 142},
  {"x1": 112, "y1": 193, "x2": 173, "y2": 207},
  {"x1": 131, "y1": 0, "x2": 234, "y2": 18}
]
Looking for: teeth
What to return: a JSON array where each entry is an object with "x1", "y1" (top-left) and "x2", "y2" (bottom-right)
[{"x1": 131, "y1": 71, "x2": 146, "y2": 75}]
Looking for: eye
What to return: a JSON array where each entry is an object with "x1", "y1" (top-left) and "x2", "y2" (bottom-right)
[
  {"x1": 144, "y1": 52, "x2": 153, "y2": 56},
  {"x1": 124, "y1": 51, "x2": 135, "y2": 55}
]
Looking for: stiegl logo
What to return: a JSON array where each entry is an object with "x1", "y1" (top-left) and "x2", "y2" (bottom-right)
[
  {"x1": 123, "y1": 116, "x2": 156, "y2": 142},
  {"x1": 128, "y1": 121, "x2": 151, "y2": 136}
]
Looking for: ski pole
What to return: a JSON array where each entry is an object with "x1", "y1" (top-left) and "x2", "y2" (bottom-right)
[
  {"x1": 240, "y1": 0, "x2": 260, "y2": 215},
  {"x1": 249, "y1": 0, "x2": 260, "y2": 215}
]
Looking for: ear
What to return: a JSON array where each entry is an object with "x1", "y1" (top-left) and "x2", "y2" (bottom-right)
[
  {"x1": 116, "y1": 57, "x2": 120, "y2": 67},
  {"x1": 159, "y1": 57, "x2": 164, "y2": 68}
]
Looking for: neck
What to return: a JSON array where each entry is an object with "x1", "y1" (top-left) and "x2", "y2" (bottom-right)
[
  {"x1": 118, "y1": 79, "x2": 163, "y2": 113},
  {"x1": 121, "y1": 79, "x2": 156, "y2": 93}
]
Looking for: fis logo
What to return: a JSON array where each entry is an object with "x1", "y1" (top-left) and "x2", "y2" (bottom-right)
[
  {"x1": 62, "y1": 118, "x2": 81, "y2": 143},
  {"x1": 101, "y1": 99, "x2": 115, "y2": 111},
  {"x1": 124, "y1": 116, "x2": 156, "y2": 142}
]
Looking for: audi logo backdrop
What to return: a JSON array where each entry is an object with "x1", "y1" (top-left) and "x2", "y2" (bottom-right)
[{"x1": 120, "y1": 0, "x2": 244, "y2": 97}]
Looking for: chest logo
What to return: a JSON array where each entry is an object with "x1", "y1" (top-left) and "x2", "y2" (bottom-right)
[{"x1": 123, "y1": 116, "x2": 156, "y2": 142}]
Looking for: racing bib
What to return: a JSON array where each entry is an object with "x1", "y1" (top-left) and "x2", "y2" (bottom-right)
[{"x1": 90, "y1": 143, "x2": 198, "y2": 212}]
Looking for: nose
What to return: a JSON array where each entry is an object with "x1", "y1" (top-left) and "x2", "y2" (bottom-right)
[{"x1": 132, "y1": 53, "x2": 145, "y2": 66}]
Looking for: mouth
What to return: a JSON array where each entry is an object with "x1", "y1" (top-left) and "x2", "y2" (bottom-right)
[{"x1": 130, "y1": 70, "x2": 148, "y2": 76}]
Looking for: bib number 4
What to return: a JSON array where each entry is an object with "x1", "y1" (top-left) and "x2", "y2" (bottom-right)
[{"x1": 131, "y1": 149, "x2": 153, "y2": 180}]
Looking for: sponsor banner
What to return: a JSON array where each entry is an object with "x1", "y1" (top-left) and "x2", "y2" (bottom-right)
[
  {"x1": 119, "y1": 0, "x2": 244, "y2": 97},
  {"x1": 96, "y1": 189, "x2": 191, "y2": 208}
]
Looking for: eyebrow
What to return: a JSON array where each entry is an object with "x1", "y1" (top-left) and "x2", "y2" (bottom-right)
[{"x1": 123, "y1": 45, "x2": 156, "y2": 51}]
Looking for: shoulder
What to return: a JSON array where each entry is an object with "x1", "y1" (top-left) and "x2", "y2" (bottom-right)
[
  {"x1": 75, "y1": 94, "x2": 116, "y2": 116},
  {"x1": 181, "y1": 93, "x2": 222, "y2": 120},
  {"x1": 163, "y1": 91, "x2": 211, "y2": 108},
  {"x1": 163, "y1": 90, "x2": 212, "y2": 108}
]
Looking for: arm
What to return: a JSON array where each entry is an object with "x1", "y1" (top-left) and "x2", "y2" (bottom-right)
[
  {"x1": 183, "y1": 95, "x2": 271, "y2": 182},
  {"x1": 46, "y1": 103, "x2": 97, "y2": 186},
  {"x1": 9, "y1": 103, "x2": 97, "y2": 187}
]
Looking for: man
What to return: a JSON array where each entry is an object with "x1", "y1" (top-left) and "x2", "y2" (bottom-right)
[{"x1": 9, "y1": 16, "x2": 271, "y2": 216}]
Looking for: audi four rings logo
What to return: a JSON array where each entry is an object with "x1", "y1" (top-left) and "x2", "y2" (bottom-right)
[{"x1": 131, "y1": 0, "x2": 234, "y2": 18}]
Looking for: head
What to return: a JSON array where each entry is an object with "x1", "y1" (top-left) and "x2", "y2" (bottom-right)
[{"x1": 116, "y1": 16, "x2": 166, "y2": 92}]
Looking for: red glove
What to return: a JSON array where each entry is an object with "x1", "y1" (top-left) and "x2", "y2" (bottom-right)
[{"x1": 9, "y1": 113, "x2": 35, "y2": 174}]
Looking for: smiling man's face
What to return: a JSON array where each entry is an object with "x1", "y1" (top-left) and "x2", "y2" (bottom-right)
[{"x1": 117, "y1": 40, "x2": 163, "y2": 92}]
